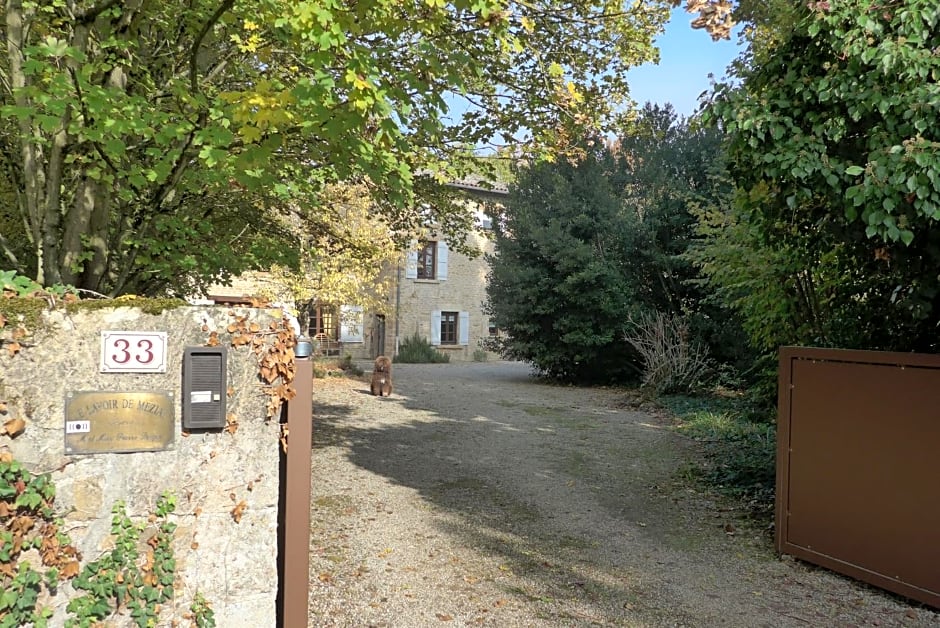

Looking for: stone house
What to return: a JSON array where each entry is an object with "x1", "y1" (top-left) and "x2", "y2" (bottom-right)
[
  {"x1": 344, "y1": 180, "x2": 508, "y2": 362},
  {"x1": 201, "y1": 180, "x2": 508, "y2": 362}
]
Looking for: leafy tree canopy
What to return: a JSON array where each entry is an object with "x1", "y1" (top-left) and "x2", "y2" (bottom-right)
[
  {"x1": 485, "y1": 142, "x2": 639, "y2": 383},
  {"x1": 485, "y1": 104, "x2": 744, "y2": 383},
  {"x1": 698, "y1": 0, "x2": 940, "y2": 354},
  {"x1": 1, "y1": 0, "x2": 678, "y2": 296}
]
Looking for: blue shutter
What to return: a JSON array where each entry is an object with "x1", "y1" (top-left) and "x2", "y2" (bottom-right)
[
  {"x1": 430, "y1": 310, "x2": 442, "y2": 345},
  {"x1": 437, "y1": 241, "x2": 449, "y2": 280},
  {"x1": 459, "y1": 311, "x2": 470, "y2": 345}
]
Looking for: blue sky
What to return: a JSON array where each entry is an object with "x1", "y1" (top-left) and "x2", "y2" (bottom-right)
[{"x1": 626, "y1": 8, "x2": 743, "y2": 117}]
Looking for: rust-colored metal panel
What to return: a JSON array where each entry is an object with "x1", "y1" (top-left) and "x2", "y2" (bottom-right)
[
  {"x1": 280, "y1": 358, "x2": 314, "y2": 627},
  {"x1": 777, "y1": 347, "x2": 940, "y2": 608}
]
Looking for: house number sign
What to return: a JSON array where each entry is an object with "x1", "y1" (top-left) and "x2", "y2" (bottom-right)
[{"x1": 100, "y1": 331, "x2": 168, "y2": 373}]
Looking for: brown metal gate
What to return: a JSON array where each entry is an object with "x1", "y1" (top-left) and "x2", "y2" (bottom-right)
[
  {"x1": 776, "y1": 347, "x2": 940, "y2": 608},
  {"x1": 278, "y1": 357, "x2": 313, "y2": 627}
]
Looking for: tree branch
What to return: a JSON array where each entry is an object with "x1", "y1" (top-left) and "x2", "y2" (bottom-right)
[
  {"x1": 190, "y1": 0, "x2": 235, "y2": 92},
  {"x1": 74, "y1": 0, "x2": 122, "y2": 25}
]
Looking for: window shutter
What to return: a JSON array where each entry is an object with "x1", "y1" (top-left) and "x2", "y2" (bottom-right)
[
  {"x1": 339, "y1": 305, "x2": 364, "y2": 343},
  {"x1": 405, "y1": 249, "x2": 418, "y2": 279},
  {"x1": 430, "y1": 310, "x2": 442, "y2": 345},
  {"x1": 437, "y1": 241, "x2": 449, "y2": 280},
  {"x1": 459, "y1": 311, "x2": 470, "y2": 345}
]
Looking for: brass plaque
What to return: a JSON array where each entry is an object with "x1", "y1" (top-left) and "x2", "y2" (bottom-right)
[{"x1": 65, "y1": 391, "x2": 175, "y2": 454}]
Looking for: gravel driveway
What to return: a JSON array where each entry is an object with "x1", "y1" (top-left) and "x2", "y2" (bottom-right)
[{"x1": 307, "y1": 361, "x2": 938, "y2": 627}]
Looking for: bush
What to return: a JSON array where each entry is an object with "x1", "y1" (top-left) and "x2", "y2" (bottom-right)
[
  {"x1": 394, "y1": 333, "x2": 450, "y2": 364},
  {"x1": 624, "y1": 312, "x2": 711, "y2": 396},
  {"x1": 472, "y1": 348, "x2": 488, "y2": 362},
  {"x1": 314, "y1": 354, "x2": 363, "y2": 378},
  {"x1": 661, "y1": 394, "x2": 776, "y2": 515}
]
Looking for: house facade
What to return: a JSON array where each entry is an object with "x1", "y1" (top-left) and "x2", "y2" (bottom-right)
[
  {"x1": 200, "y1": 181, "x2": 507, "y2": 363},
  {"x1": 342, "y1": 182, "x2": 507, "y2": 362}
]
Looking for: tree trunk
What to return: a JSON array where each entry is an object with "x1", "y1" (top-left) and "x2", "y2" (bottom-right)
[{"x1": 6, "y1": 0, "x2": 48, "y2": 283}]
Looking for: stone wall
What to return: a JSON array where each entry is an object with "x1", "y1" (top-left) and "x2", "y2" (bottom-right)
[
  {"x1": 395, "y1": 228, "x2": 497, "y2": 361},
  {"x1": 0, "y1": 304, "x2": 283, "y2": 626}
]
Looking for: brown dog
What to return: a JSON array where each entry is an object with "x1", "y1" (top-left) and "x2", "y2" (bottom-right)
[{"x1": 370, "y1": 355, "x2": 393, "y2": 397}]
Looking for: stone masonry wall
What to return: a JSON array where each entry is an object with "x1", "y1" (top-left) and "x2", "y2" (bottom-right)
[
  {"x1": 396, "y1": 230, "x2": 497, "y2": 361},
  {"x1": 0, "y1": 304, "x2": 283, "y2": 626}
]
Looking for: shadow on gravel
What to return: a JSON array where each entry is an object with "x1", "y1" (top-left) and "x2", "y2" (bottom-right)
[{"x1": 312, "y1": 362, "x2": 709, "y2": 624}]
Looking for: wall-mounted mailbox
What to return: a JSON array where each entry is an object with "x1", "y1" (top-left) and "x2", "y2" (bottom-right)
[{"x1": 182, "y1": 346, "x2": 227, "y2": 430}]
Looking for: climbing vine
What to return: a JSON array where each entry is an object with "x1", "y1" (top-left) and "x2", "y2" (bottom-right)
[
  {"x1": 0, "y1": 453, "x2": 81, "y2": 628},
  {"x1": 65, "y1": 493, "x2": 178, "y2": 627}
]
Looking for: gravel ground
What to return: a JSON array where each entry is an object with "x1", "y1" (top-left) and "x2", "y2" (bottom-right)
[{"x1": 307, "y1": 361, "x2": 939, "y2": 627}]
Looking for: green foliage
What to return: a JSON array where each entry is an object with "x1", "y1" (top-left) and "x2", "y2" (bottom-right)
[
  {"x1": 1, "y1": 460, "x2": 204, "y2": 628},
  {"x1": 189, "y1": 592, "x2": 216, "y2": 628},
  {"x1": 614, "y1": 105, "x2": 755, "y2": 374},
  {"x1": 66, "y1": 492, "x2": 179, "y2": 628},
  {"x1": 0, "y1": 457, "x2": 78, "y2": 628},
  {"x1": 395, "y1": 333, "x2": 450, "y2": 364},
  {"x1": 0, "y1": 271, "x2": 75, "y2": 299},
  {"x1": 1, "y1": 0, "x2": 673, "y2": 295},
  {"x1": 485, "y1": 142, "x2": 641, "y2": 383},
  {"x1": 662, "y1": 395, "x2": 776, "y2": 514},
  {"x1": 472, "y1": 348, "x2": 489, "y2": 362},
  {"x1": 486, "y1": 108, "x2": 750, "y2": 384},
  {"x1": 0, "y1": 271, "x2": 43, "y2": 297},
  {"x1": 702, "y1": 0, "x2": 940, "y2": 356}
]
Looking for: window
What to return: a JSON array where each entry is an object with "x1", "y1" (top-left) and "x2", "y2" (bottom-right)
[
  {"x1": 309, "y1": 303, "x2": 338, "y2": 340},
  {"x1": 406, "y1": 241, "x2": 448, "y2": 280},
  {"x1": 417, "y1": 241, "x2": 436, "y2": 279},
  {"x1": 488, "y1": 323, "x2": 499, "y2": 337},
  {"x1": 440, "y1": 311, "x2": 458, "y2": 345},
  {"x1": 431, "y1": 310, "x2": 469, "y2": 346}
]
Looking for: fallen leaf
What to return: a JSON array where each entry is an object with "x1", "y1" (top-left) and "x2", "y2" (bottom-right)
[
  {"x1": 493, "y1": 599, "x2": 507, "y2": 608},
  {"x1": 436, "y1": 614, "x2": 453, "y2": 621},
  {"x1": 0, "y1": 402, "x2": 7, "y2": 414},
  {"x1": 3, "y1": 417, "x2": 25, "y2": 437},
  {"x1": 5, "y1": 341, "x2": 22, "y2": 358},
  {"x1": 60, "y1": 561, "x2": 80, "y2": 578},
  {"x1": 231, "y1": 500, "x2": 247, "y2": 523},
  {"x1": 191, "y1": 542, "x2": 199, "y2": 550}
]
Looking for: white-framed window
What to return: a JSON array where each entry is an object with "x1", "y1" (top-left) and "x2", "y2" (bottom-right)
[
  {"x1": 431, "y1": 310, "x2": 469, "y2": 346},
  {"x1": 406, "y1": 240, "x2": 448, "y2": 280}
]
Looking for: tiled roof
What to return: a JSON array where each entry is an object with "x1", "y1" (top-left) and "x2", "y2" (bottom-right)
[{"x1": 448, "y1": 175, "x2": 509, "y2": 195}]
